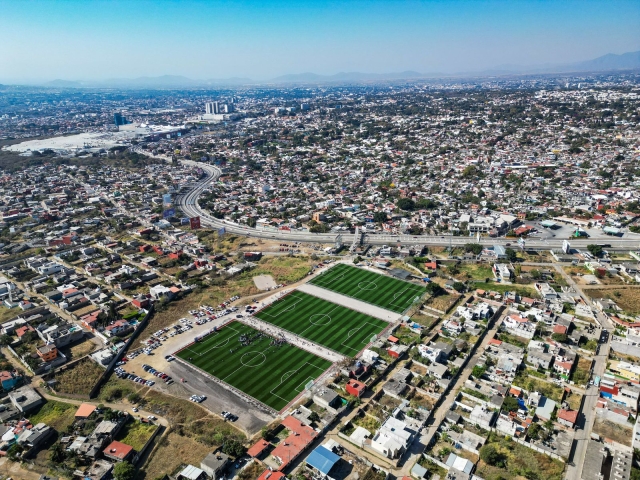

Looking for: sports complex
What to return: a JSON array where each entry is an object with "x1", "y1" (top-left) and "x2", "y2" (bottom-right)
[
  {"x1": 174, "y1": 264, "x2": 424, "y2": 414},
  {"x1": 309, "y1": 263, "x2": 427, "y2": 313},
  {"x1": 253, "y1": 291, "x2": 390, "y2": 357},
  {"x1": 175, "y1": 322, "x2": 332, "y2": 412}
]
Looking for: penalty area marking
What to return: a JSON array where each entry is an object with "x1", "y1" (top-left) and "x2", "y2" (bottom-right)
[
  {"x1": 270, "y1": 362, "x2": 327, "y2": 403},
  {"x1": 182, "y1": 325, "x2": 241, "y2": 356},
  {"x1": 341, "y1": 322, "x2": 383, "y2": 352}
]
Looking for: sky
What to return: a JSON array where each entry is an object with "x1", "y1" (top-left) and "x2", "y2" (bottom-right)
[{"x1": 0, "y1": 0, "x2": 639, "y2": 83}]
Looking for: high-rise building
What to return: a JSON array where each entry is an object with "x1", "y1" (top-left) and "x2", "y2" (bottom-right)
[
  {"x1": 205, "y1": 101, "x2": 220, "y2": 114},
  {"x1": 114, "y1": 113, "x2": 128, "y2": 126}
]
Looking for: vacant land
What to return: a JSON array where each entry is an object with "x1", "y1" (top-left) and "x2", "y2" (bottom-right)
[
  {"x1": 28, "y1": 400, "x2": 76, "y2": 432},
  {"x1": 587, "y1": 287, "x2": 640, "y2": 315},
  {"x1": 254, "y1": 291, "x2": 388, "y2": 356},
  {"x1": 513, "y1": 373, "x2": 564, "y2": 402},
  {"x1": 565, "y1": 390, "x2": 583, "y2": 410},
  {"x1": 454, "y1": 263, "x2": 494, "y2": 281},
  {"x1": 427, "y1": 292, "x2": 462, "y2": 312},
  {"x1": 593, "y1": 417, "x2": 632, "y2": 447},
  {"x1": 473, "y1": 281, "x2": 539, "y2": 299},
  {"x1": 115, "y1": 420, "x2": 158, "y2": 450},
  {"x1": 476, "y1": 433, "x2": 565, "y2": 480},
  {"x1": 141, "y1": 432, "x2": 212, "y2": 480},
  {"x1": 571, "y1": 357, "x2": 592, "y2": 386},
  {"x1": 52, "y1": 358, "x2": 105, "y2": 396},
  {"x1": 310, "y1": 263, "x2": 426, "y2": 313},
  {"x1": 176, "y1": 322, "x2": 332, "y2": 411}
]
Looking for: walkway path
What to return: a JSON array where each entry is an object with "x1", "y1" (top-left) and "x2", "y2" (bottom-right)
[{"x1": 297, "y1": 283, "x2": 401, "y2": 322}]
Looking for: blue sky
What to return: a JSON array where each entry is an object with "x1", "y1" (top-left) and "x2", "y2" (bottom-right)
[{"x1": 0, "y1": 0, "x2": 638, "y2": 82}]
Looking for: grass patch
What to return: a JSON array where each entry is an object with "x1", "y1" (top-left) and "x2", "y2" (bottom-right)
[
  {"x1": 427, "y1": 293, "x2": 461, "y2": 313},
  {"x1": 496, "y1": 332, "x2": 529, "y2": 349},
  {"x1": 587, "y1": 287, "x2": 640, "y2": 316},
  {"x1": 238, "y1": 461, "x2": 265, "y2": 480},
  {"x1": 352, "y1": 413, "x2": 381, "y2": 432},
  {"x1": 392, "y1": 326, "x2": 421, "y2": 345},
  {"x1": 28, "y1": 400, "x2": 76, "y2": 432},
  {"x1": 309, "y1": 263, "x2": 426, "y2": 313},
  {"x1": 512, "y1": 373, "x2": 564, "y2": 402},
  {"x1": 176, "y1": 322, "x2": 331, "y2": 411},
  {"x1": 476, "y1": 432, "x2": 564, "y2": 480},
  {"x1": 255, "y1": 291, "x2": 388, "y2": 356},
  {"x1": 455, "y1": 263, "x2": 494, "y2": 281},
  {"x1": 565, "y1": 390, "x2": 583, "y2": 410},
  {"x1": 473, "y1": 281, "x2": 540, "y2": 299},
  {"x1": 52, "y1": 358, "x2": 105, "y2": 396},
  {"x1": 0, "y1": 305, "x2": 20, "y2": 323},
  {"x1": 571, "y1": 357, "x2": 592, "y2": 386},
  {"x1": 65, "y1": 339, "x2": 97, "y2": 360},
  {"x1": 141, "y1": 432, "x2": 213, "y2": 480},
  {"x1": 115, "y1": 419, "x2": 158, "y2": 450}
]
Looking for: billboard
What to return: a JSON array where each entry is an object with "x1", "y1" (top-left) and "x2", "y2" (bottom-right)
[
  {"x1": 218, "y1": 227, "x2": 226, "y2": 235},
  {"x1": 163, "y1": 208, "x2": 175, "y2": 219},
  {"x1": 190, "y1": 216, "x2": 201, "y2": 230}
]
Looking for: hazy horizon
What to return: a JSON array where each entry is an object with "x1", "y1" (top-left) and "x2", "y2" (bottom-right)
[{"x1": 1, "y1": 0, "x2": 639, "y2": 84}]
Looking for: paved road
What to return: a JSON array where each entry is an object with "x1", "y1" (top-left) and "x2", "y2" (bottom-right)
[
  {"x1": 171, "y1": 159, "x2": 640, "y2": 250},
  {"x1": 422, "y1": 311, "x2": 507, "y2": 448},
  {"x1": 556, "y1": 263, "x2": 614, "y2": 480}
]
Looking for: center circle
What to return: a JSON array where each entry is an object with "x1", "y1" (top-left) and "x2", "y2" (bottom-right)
[
  {"x1": 241, "y1": 351, "x2": 266, "y2": 367},
  {"x1": 358, "y1": 281, "x2": 377, "y2": 291},
  {"x1": 309, "y1": 314, "x2": 332, "y2": 326}
]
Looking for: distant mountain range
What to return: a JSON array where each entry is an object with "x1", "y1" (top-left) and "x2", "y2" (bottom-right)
[{"x1": 41, "y1": 50, "x2": 640, "y2": 88}]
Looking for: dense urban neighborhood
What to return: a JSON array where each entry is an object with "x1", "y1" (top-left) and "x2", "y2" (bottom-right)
[{"x1": 0, "y1": 70, "x2": 638, "y2": 480}]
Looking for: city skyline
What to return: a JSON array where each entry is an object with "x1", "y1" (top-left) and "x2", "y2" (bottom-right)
[{"x1": 0, "y1": 0, "x2": 639, "y2": 83}]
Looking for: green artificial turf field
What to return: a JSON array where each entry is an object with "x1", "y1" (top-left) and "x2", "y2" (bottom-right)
[
  {"x1": 309, "y1": 263, "x2": 426, "y2": 313},
  {"x1": 254, "y1": 291, "x2": 389, "y2": 356},
  {"x1": 175, "y1": 322, "x2": 331, "y2": 411}
]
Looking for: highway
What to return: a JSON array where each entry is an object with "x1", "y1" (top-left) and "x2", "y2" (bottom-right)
[{"x1": 173, "y1": 159, "x2": 640, "y2": 250}]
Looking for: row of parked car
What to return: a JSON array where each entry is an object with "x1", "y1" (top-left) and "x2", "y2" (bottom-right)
[
  {"x1": 115, "y1": 366, "x2": 156, "y2": 387},
  {"x1": 142, "y1": 364, "x2": 174, "y2": 384},
  {"x1": 190, "y1": 394, "x2": 206, "y2": 403},
  {"x1": 221, "y1": 411, "x2": 238, "y2": 422}
]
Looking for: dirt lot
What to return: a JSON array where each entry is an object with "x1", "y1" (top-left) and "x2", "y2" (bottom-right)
[
  {"x1": 593, "y1": 417, "x2": 632, "y2": 446},
  {"x1": 51, "y1": 357, "x2": 105, "y2": 396},
  {"x1": 586, "y1": 287, "x2": 640, "y2": 315},
  {"x1": 141, "y1": 432, "x2": 212, "y2": 480}
]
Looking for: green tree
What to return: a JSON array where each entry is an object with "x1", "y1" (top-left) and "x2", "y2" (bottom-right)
[
  {"x1": 587, "y1": 244, "x2": 603, "y2": 257},
  {"x1": 505, "y1": 248, "x2": 518, "y2": 262},
  {"x1": 502, "y1": 396, "x2": 520, "y2": 413},
  {"x1": 425, "y1": 282, "x2": 444, "y2": 296},
  {"x1": 452, "y1": 282, "x2": 465, "y2": 293},
  {"x1": 397, "y1": 198, "x2": 416, "y2": 211},
  {"x1": 113, "y1": 461, "x2": 136, "y2": 480},
  {"x1": 175, "y1": 270, "x2": 188, "y2": 281},
  {"x1": 551, "y1": 333, "x2": 568, "y2": 343},
  {"x1": 479, "y1": 444, "x2": 503, "y2": 466},
  {"x1": 472, "y1": 365, "x2": 486, "y2": 378},
  {"x1": 222, "y1": 438, "x2": 246, "y2": 457},
  {"x1": 373, "y1": 211, "x2": 388, "y2": 223},
  {"x1": 464, "y1": 243, "x2": 483, "y2": 255}
]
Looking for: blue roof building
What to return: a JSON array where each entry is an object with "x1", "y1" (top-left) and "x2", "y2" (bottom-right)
[{"x1": 306, "y1": 445, "x2": 340, "y2": 476}]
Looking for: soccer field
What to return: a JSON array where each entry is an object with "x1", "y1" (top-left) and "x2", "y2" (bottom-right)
[
  {"x1": 309, "y1": 263, "x2": 426, "y2": 313},
  {"x1": 254, "y1": 291, "x2": 389, "y2": 357},
  {"x1": 175, "y1": 322, "x2": 331, "y2": 412}
]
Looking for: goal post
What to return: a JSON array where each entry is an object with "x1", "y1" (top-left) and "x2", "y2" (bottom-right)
[{"x1": 305, "y1": 380, "x2": 314, "y2": 390}]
